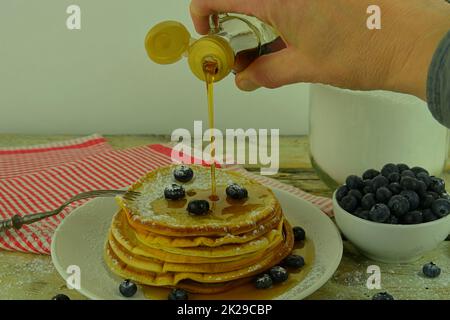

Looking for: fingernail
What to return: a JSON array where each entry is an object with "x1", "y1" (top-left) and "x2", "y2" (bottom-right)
[{"x1": 238, "y1": 78, "x2": 259, "y2": 91}]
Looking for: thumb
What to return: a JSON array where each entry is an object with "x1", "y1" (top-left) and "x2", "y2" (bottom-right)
[{"x1": 235, "y1": 47, "x2": 304, "y2": 91}]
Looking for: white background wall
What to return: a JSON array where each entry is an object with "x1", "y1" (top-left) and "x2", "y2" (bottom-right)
[{"x1": 0, "y1": 0, "x2": 309, "y2": 135}]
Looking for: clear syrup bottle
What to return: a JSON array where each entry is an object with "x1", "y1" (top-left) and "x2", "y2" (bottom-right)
[{"x1": 145, "y1": 14, "x2": 282, "y2": 82}]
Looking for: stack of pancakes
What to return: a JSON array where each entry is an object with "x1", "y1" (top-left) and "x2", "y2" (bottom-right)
[{"x1": 104, "y1": 165, "x2": 294, "y2": 294}]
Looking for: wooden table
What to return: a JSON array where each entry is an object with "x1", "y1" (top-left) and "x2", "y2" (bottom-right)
[{"x1": 0, "y1": 134, "x2": 449, "y2": 300}]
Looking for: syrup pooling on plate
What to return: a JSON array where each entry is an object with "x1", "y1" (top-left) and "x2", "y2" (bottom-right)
[{"x1": 203, "y1": 58, "x2": 218, "y2": 200}]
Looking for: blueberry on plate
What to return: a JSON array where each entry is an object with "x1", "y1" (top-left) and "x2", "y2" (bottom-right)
[
  {"x1": 400, "y1": 176, "x2": 418, "y2": 191},
  {"x1": 361, "y1": 193, "x2": 376, "y2": 210},
  {"x1": 431, "y1": 198, "x2": 450, "y2": 218},
  {"x1": 254, "y1": 274, "x2": 273, "y2": 289},
  {"x1": 429, "y1": 177, "x2": 446, "y2": 194},
  {"x1": 164, "y1": 184, "x2": 185, "y2": 200},
  {"x1": 400, "y1": 190, "x2": 420, "y2": 210},
  {"x1": 348, "y1": 189, "x2": 363, "y2": 201},
  {"x1": 283, "y1": 255, "x2": 305, "y2": 269},
  {"x1": 269, "y1": 266, "x2": 289, "y2": 283},
  {"x1": 335, "y1": 185, "x2": 349, "y2": 201},
  {"x1": 422, "y1": 209, "x2": 438, "y2": 222},
  {"x1": 187, "y1": 200, "x2": 210, "y2": 215},
  {"x1": 401, "y1": 211, "x2": 423, "y2": 224},
  {"x1": 119, "y1": 279, "x2": 137, "y2": 298},
  {"x1": 397, "y1": 163, "x2": 410, "y2": 173},
  {"x1": 362, "y1": 169, "x2": 380, "y2": 180},
  {"x1": 422, "y1": 262, "x2": 441, "y2": 278},
  {"x1": 416, "y1": 172, "x2": 432, "y2": 188},
  {"x1": 387, "y1": 215, "x2": 399, "y2": 224},
  {"x1": 388, "y1": 182, "x2": 402, "y2": 195},
  {"x1": 376, "y1": 187, "x2": 392, "y2": 203},
  {"x1": 381, "y1": 163, "x2": 399, "y2": 178},
  {"x1": 372, "y1": 175, "x2": 389, "y2": 190},
  {"x1": 51, "y1": 294, "x2": 70, "y2": 300},
  {"x1": 362, "y1": 180, "x2": 375, "y2": 194},
  {"x1": 168, "y1": 288, "x2": 189, "y2": 300},
  {"x1": 339, "y1": 195, "x2": 358, "y2": 213},
  {"x1": 387, "y1": 172, "x2": 400, "y2": 183},
  {"x1": 226, "y1": 183, "x2": 248, "y2": 200},
  {"x1": 346, "y1": 175, "x2": 364, "y2": 190},
  {"x1": 411, "y1": 166, "x2": 429, "y2": 176},
  {"x1": 416, "y1": 180, "x2": 427, "y2": 196},
  {"x1": 292, "y1": 226, "x2": 306, "y2": 241},
  {"x1": 368, "y1": 204, "x2": 390, "y2": 223},
  {"x1": 173, "y1": 165, "x2": 194, "y2": 183},
  {"x1": 372, "y1": 292, "x2": 394, "y2": 300},
  {"x1": 387, "y1": 195, "x2": 410, "y2": 217},
  {"x1": 401, "y1": 170, "x2": 416, "y2": 178}
]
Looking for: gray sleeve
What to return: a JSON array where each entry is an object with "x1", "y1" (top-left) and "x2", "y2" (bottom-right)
[{"x1": 427, "y1": 30, "x2": 450, "y2": 128}]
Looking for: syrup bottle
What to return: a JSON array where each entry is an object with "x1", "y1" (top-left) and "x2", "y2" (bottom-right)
[{"x1": 145, "y1": 14, "x2": 282, "y2": 82}]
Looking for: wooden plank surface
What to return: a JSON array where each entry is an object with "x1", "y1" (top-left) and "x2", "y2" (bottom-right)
[{"x1": 0, "y1": 134, "x2": 448, "y2": 300}]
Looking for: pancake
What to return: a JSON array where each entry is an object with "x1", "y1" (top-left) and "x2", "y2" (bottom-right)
[
  {"x1": 104, "y1": 164, "x2": 296, "y2": 295},
  {"x1": 116, "y1": 165, "x2": 280, "y2": 237}
]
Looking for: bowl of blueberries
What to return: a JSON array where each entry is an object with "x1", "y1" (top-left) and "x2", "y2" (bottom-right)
[{"x1": 333, "y1": 163, "x2": 450, "y2": 263}]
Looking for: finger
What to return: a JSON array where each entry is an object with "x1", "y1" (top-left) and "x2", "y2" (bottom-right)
[
  {"x1": 235, "y1": 47, "x2": 308, "y2": 91},
  {"x1": 190, "y1": 0, "x2": 266, "y2": 34}
]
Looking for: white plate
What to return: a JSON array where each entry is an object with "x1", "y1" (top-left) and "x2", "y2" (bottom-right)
[{"x1": 51, "y1": 188, "x2": 343, "y2": 300}]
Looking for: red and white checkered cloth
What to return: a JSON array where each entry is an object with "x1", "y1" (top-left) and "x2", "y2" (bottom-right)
[{"x1": 0, "y1": 135, "x2": 332, "y2": 255}]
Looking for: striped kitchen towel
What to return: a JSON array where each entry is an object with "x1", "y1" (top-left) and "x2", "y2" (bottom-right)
[{"x1": 0, "y1": 138, "x2": 332, "y2": 255}]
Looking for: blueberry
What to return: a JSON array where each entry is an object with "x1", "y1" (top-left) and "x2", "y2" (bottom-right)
[
  {"x1": 269, "y1": 266, "x2": 289, "y2": 283},
  {"x1": 226, "y1": 183, "x2": 248, "y2": 200},
  {"x1": 422, "y1": 209, "x2": 438, "y2": 222},
  {"x1": 346, "y1": 175, "x2": 364, "y2": 190},
  {"x1": 431, "y1": 198, "x2": 450, "y2": 218},
  {"x1": 187, "y1": 200, "x2": 210, "y2": 215},
  {"x1": 348, "y1": 189, "x2": 363, "y2": 201},
  {"x1": 400, "y1": 176, "x2": 418, "y2": 191},
  {"x1": 361, "y1": 193, "x2": 376, "y2": 210},
  {"x1": 372, "y1": 292, "x2": 394, "y2": 300},
  {"x1": 335, "y1": 185, "x2": 349, "y2": 202},
  {"x1": 388, "y1": 182, "x2": 403, "y2": 195},
  {"x1": 401, "y1": 211, "x2": 423, "y2": 224},
  {"x1": 416, "y1": 180, "x2": 427, "y2": 196},
  {"x1": 416, "y1": 172, "x2": 432, "y2": 188},
  {"x1": 401, "y1": 170, "x2": 416, "y2": 178},
  {"x1": 428, "y1": 191, "x2": 440, "y2": 200},
  {"x1": 168, "y1": 288, "x2": 189, "y2": 300},
  {"x1": 119, "y1": 279, "x2": 137, "y2": 297},
  {"x1": 356, "y1": 210, "x2": 369, "y2": 220},
  {"x1": 440, "y1": 193, "x2": 450, "y2": 200},
  {"x1": 411, "y1": 166, "x2": 429, "y2": 176},
  {"x1": 430, "y1": 177, "x2": 446, "y2": 194},
  {"x1": 397, "y1": 163, "x2": 410, "y2": 173},
  {"x1": 173, "y1": 165, "x2": 194, "y2": 183},
  {"x1": 400, "y1": 190, "x2": 420, "y2": 210},
  {"x1": 362, "y1": 169, "x2": 380, "y2": 180},
  {"x1": 420, "y1": 194, "x2": 434, "y2": 209},
  {"x1": 254, "y1": 274, "x2": 273, "y2": 289},
  {"x1": 387, "y1": 172, "x2": 400, "y2": 183},
  {"x1": 372, "y1": 175, "x2": 389, "y2": 190},
  {"x1": 422, "y1": 262, "x2": 441, "y2": 278},
  {"x1": 387, "y1": 195, "x2": 410, "y2": 217},
  {"x1": 283, "y1": 254, "x2": 305, "y2": 269},
  {"x1": 51, "y1": 294, "x2": 70, "y2": 300},
  {"x1": 368, "y1": 204, "x2": 390, "y2": 223},
  {"x1": 376, "y1": 187, "x2": 392, "y2": 203},
  {"x1": 363, "y1": 185, "x2": 374, "y2": 195},
  {"x1": 339, "y1": 195, "x2": 358, "y2": 213},
  {"x1": 293, "y1": 226, "x2": 306, "y2": 241},
  {"x1": 387, "y1": 215, "x2": 399, "y2": 224},
  {"x1": 381, "y1": 163, "x2": 399, "y2": 178},
  {"x1": 164, "y1": 184, "x2": 185, "y2": 200}
]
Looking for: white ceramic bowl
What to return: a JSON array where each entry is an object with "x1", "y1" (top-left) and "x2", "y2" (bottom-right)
[{"x1": 333, "y1": 192, "x2": 450, "y2": 263}]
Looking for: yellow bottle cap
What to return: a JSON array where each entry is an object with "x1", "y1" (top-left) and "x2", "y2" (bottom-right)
[
  {"x1": 145, "y1": 21, "x2": 191, "y2": 65},
  {"x1": 188, "y1": 36, "x2": 235, "y2": 82}
]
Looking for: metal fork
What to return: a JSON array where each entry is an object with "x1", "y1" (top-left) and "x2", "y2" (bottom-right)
[{"x1": 0, "y1": 189, "x2": 140, "y2": 233}]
